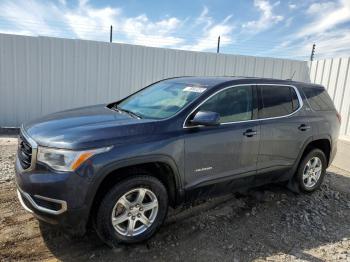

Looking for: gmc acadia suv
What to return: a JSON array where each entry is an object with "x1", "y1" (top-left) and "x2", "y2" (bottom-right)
[{"x1": 15, "y1": 77, "x2": 340, "y2": 246}]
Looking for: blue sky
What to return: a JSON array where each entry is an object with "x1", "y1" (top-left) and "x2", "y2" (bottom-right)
[{"x1": 0, "y1": 0, "x2": 349, "y2": 60}]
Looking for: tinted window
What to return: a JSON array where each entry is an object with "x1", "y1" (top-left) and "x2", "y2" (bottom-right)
[
  {"x1": 199, "y1": 85, "x2": 253, "y2": 123},
  {"x1": 259, "y1": 85, "x2": 299, "y2": 118},
  {"x1": 302, "y1": 86, "x2": 335, "y2": 111}
]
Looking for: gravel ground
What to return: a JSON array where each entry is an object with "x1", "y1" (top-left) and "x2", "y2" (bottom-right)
[{"x1": 1, "y1": 137, "x2": 350, "y2": 261}]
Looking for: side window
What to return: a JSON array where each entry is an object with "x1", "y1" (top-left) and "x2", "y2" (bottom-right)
[
  {"x1": 198, "y1": 85, "x2": 253, "y2": 123},
  {"x1": 302, "y1": 86, "x2": 335, "y2": 111},
  {"x1": 259, "y1": 85, "x2": 299, "y2": 118}
]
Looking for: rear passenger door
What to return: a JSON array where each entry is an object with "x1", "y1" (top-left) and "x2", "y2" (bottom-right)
[{"x1": 257, "y1": 84, "x2": 311, "y2": 173}]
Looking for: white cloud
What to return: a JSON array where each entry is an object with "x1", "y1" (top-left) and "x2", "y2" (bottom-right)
[
  {"x1": 0, "y1": 0, "x2": 65, "y2": 37},
  {"x1": 306, "y1": 1, "x2": 337, "y2": 14},
  {"x1": 275, "y1": 27, "x2": 350, "y2": 59},
  {"x1": 64, "y1": 0, "x2": 119, "y2": 40},
  {"x1": 58, "y1": 0, "x2": 66, "y2": 6},
  {"x1": 121, "y1": 15, "x2": 184, "y2": 47},
  {"x1": 285, "y1": 17, "x2": 293, "y2": 27},
  {"x1": 297, "y1": 0, "x2": 350, "y2": 37},
  {"x1": 312, "y1": 29, "x2": 350, "y2": 58},
  {"x1": 0, "y1": 0, "x2": 185, "y2": 48},
  {"x1": 288, "y1": 4, "x2": 297, "y2": 10},
  {"x1": 242, "y1": 0, "x2": 283, "y2": 32},
  {"x1": 0, "y1": 0, "x2": 236, "y2": 51},
  {"x1": 182, "y1": 22, "x2": 234, "y2": 51},
  {"x1": 266, "y1": 0, "x2": 350, "y2": 59},
  {"x1": 195, "y1": 6, "x2": 213, "y2": 29},
  {"x1": 1, "y1": 0, "x2": 349, "y2": 59},
  {"x1": 0, "y1": 28, "x2": 34, "y2": 36},
  {"x1": 180, "y1": 7, "x2": 235, "y2": 51}
]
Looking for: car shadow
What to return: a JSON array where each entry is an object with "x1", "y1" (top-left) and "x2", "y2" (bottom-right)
[{"x1": 40, "y1": 169, "x2": 350, "y2": 261}]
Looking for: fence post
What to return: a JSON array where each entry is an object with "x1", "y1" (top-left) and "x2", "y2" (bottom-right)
[
  {"x1": 217, "y1": 36, "x2": 220, "y2": 53},
  {"x1": 310, "y1": 43, "x2": 316, "y2": 61},
  {"x1": 110, "y1": 25, "x2": 113, "y2": 43}
]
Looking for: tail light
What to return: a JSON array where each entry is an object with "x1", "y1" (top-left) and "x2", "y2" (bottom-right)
[{"x1": 336, "y1": 112, "x2": 342, "y2": 124}]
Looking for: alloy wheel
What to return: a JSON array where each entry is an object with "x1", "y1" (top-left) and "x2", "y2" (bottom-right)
[
  {"x1": 302, "y1": 156, "x2": 322, "y2": 188},
  {"x1": 111, "y1": 188, "x2": 159, "y2": 236}
]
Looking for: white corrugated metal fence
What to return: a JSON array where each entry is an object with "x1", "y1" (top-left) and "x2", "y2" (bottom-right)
[
  {"x1": 309, "y1": 58, "x2": 350, "y2": 136},
  {"x1": 1, "y1": 33, "x2": 310, "y2": 127}
]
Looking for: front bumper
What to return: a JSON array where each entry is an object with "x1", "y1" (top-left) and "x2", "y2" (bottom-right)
[
  {"x1": 16, "y1": 180, "x2": 90, "y2": 235},
  {"x1": 15, "y1": 156, "x2": 92, "y2": 235},
  {"x1": 17, "y1": 186, "x2": 67, "y2": 215}
]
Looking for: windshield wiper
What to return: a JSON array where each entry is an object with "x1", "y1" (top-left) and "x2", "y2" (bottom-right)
[{"x1": 115, "y1": 105, "x2": 142, "y2": 119}]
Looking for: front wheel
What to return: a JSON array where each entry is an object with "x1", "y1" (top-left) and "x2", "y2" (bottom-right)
[
  {"x1": 295, "y1": 148, "x2": 327, "y2": 192},
  {"x1": 95, "y1": 175, "x2": 168, "y2": 246}
]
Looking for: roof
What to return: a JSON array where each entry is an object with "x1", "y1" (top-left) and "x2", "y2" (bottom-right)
[
  {"x1": 164, "y1": 76, "x2": 246, "y2": 87},
  {"x1": 163, "y1": 76, "x2": 322, "y2": 89}
]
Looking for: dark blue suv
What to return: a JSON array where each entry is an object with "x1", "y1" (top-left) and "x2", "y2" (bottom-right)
[{"x1": 15, "y1": 77, "x2": 340, "y2": 246}]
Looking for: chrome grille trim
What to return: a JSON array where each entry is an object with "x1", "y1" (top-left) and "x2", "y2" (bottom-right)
[
  {"x1": 18, "y1": 125, "x2": 38, "y2": 172},
  {"x1": 17, "y1": 187, "x2": 68, "y2": 215}
]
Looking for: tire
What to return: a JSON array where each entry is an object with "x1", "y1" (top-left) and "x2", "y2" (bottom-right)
[
  {"x1": 295, "y1": 148, "x2": 327, "y2": 193},
  {"x1": 95, "y1": 175, "x2": 168, "y2": 246}
]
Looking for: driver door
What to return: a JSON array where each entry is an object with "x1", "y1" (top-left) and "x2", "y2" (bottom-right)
[{"x1": 183, "y1": 85, "x2": 260, "y2": 190}]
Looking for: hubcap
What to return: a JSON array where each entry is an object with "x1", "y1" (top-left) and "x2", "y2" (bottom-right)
[
  {"x1": 111, "y1": 188, "x2": 158, "y2": 236},
  {"x1": 302, "y1": 156, "x2": 322, "y2": 188}
]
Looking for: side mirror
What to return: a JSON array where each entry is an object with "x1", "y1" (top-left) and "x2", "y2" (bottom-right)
[{"x1": 190, "y1": 111, "x2": 220, "y2": 126}]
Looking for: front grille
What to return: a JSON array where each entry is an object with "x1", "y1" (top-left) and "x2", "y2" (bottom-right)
[{"x1": 18, "y1": 134, "x2": 32, "y2": 169}]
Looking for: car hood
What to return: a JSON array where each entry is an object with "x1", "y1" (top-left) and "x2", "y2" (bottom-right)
[{"x1": 23, "y1": 104, "x2": 160, "y2": 149}]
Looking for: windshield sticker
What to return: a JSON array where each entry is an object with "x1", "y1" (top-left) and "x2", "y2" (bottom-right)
[{"x1": 183, "y1": 86, "x2": 206, "y2": 93}]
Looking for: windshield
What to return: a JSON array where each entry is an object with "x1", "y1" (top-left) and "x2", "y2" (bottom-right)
[{"x1": 116, "y1": 81, "x2": 207, "y2": 119}]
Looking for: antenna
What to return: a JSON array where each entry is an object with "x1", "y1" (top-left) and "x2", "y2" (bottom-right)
[{"x1": 285, "y1": 70, "x2": 296, "y2": 81}]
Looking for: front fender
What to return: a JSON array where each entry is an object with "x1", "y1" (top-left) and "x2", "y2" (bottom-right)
[{"x1": 87, "y1": 154, "x2": 184, "y2": 210}]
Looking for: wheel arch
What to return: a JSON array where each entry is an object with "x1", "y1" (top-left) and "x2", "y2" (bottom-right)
[
  {"x1": 296, "y1": 136, "x2": 332, "y2": 172},
  {"x1": 88, "y1": 155, "x2": 184, "y2": 225}
]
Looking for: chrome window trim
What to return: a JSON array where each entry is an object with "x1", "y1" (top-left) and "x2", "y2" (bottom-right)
[
  {"x1": 183, "y1": 83, "x2": 304, "y2": 128},
  {"x1": 17, "y1": 186, "x2": 68, "y2": 215},
  {"x1": 19, "y1": 125, "x2": 38, "y2": 172}
]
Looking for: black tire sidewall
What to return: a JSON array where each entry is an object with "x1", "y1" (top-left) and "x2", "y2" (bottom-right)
[
  {"x1": 96, "y1": 175, "x2": 168, "y2": 246},
  {"x1": 296, "y1": 149, "x2": 327, "y2": 192}
]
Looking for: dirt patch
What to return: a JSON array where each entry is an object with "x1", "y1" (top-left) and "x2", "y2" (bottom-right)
[{"x1": 1, "y1": 139, "x2": 350, "y2": 261}]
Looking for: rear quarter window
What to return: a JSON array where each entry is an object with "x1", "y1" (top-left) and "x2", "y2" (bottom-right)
[
  {"x1": 302, "y1": 86, "x2": 335, "y2": 111},
  {"x1": 259, "y1": 85, "x2": 300, "y2": 118}
]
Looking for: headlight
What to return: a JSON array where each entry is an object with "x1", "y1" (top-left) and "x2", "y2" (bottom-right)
[{"x1": 37, "y1": 146, "x2": 112, "y2": 172}]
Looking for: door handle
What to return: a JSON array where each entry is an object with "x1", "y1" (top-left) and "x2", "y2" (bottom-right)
[
  {"x1": 243, "y1": 129, "x2": 257, "y2": 137},
  {"x1": 298, "y1": 124, "x2": 311, "y2": 131}
]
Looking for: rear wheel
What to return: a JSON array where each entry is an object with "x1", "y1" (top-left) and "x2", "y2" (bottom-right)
[
  {"x1": 95, "y1": 175, "x2": 168, "y2": 246},
  {"x1": 295, "y1": 148, "x2": 327, "y2": 192}
]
